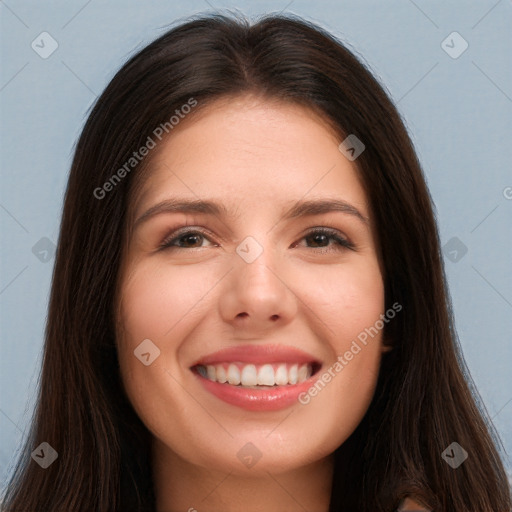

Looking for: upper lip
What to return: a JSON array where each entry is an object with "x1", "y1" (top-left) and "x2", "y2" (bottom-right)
[{"x1": 192, "y1": 344, "x2": 321, "y2": 367}]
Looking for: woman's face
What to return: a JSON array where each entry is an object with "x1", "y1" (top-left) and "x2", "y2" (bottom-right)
[{"x1": 116, "y1": 94, "x2": 387, "y2": 475}]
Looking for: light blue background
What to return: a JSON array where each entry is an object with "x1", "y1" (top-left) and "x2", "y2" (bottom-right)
[{"x1": 1, "y1": 0, "x2": 511, "y2": 490}]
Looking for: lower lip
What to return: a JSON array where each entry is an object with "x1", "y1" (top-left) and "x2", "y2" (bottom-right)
[{"x1": 194, "y1": 371, "x2": 318, "y2": 411}]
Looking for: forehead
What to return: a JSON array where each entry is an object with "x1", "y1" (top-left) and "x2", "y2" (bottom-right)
[{"x1": 131, "y1": 95, "x2": 370, "y2": 222}]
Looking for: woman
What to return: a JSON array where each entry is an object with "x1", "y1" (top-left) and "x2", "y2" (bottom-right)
[{"x1": 2, "y1": 12, "x2": 510, "y2": 512}]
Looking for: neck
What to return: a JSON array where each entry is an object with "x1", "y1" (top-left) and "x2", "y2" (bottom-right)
[{"x1": 152, "y1": 438, "x2": 334, "y2": 512}]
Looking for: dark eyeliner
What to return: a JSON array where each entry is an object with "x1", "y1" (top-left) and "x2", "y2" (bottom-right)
[
  {"x1": 158, "y1": 226, "x2": 355, "y2": 252},
  {"x1": 300, "y1": 227, "x2": 356, "y2": 251},
  {"x1": 158, "y1": 227, "x2": 212, "y2": 251}
]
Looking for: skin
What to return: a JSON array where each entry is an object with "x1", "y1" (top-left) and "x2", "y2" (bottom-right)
[{"x1": 115, "y1": 94, "x2": 389, "y2": 512}]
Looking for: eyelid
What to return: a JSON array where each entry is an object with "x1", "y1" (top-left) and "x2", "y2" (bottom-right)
[
  {"x1": 158, "y1": 225, "x2": 356, "y2": 252},
  {"x1": 298, "y1": 226, "x2": 355, "y2": 251},
  {"x1": 158, "y1": 226, "x2": 216, "y2": 249}
]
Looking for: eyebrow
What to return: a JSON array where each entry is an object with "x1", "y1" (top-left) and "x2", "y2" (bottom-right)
[
  {"x1": 133, "y1": 197, "x2": 369, "y2": 229},
  {"x1": 285, "y1": 199, "x2": 368, "y2": 225}
]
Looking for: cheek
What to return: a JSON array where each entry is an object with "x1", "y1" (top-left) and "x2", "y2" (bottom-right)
[
  {"x1": 115, "y1": 260, "x2": 210, "y2": 408},
  {"x1": 117, "y1": 259, "x2": 212, "y2": 342},
  {"x1": 290, "y1": 257, "x2": 385, "y2": 437},
  {"x1": 115, "y1": 261, "x2": 214, "y2": 442},
  {"x1": 297, "y1": 258, "x2": 385, "y2": 347}
]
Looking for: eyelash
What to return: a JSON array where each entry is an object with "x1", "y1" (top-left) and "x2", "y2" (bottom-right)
[{"x1": 158, "y1": 227, "x2": 355, "y2": 253}]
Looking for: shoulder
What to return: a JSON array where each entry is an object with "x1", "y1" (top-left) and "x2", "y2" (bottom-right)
[{"x1": 397, "y1": 496, "x2": 431, "y2": 511}]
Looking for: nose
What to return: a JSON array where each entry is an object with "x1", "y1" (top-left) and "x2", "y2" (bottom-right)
[{"x1": 218, "y1": 245, "x2": 297, "y2": 334}]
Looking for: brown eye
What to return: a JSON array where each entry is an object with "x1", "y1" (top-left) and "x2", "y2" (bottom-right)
[
  {"x1": 305, "y1": 232, "x2": 330, "y2": 247},
  {"x1": 159, "y1": 228, "x2": 214, "y2": 250},
  {"x1": 297, "y1": 228, "x2": 355, "y2": 252},
  {"x1": 177, "y1": 233, "x2": 203, "y2": 247}
]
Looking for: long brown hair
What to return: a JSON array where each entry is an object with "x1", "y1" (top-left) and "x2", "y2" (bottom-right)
[{"x1": 2, "y1": 12, "x2": 510, "y2": 512}]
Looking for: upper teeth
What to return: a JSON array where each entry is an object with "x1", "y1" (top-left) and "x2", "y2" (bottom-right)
[{"x1": 198, "y1": 363, "x2": 312, "y2": 386}]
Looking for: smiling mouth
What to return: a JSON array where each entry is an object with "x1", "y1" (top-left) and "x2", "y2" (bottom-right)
[{"x1": 193, "y1": 362, "x2": 321, "y2": 388}]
